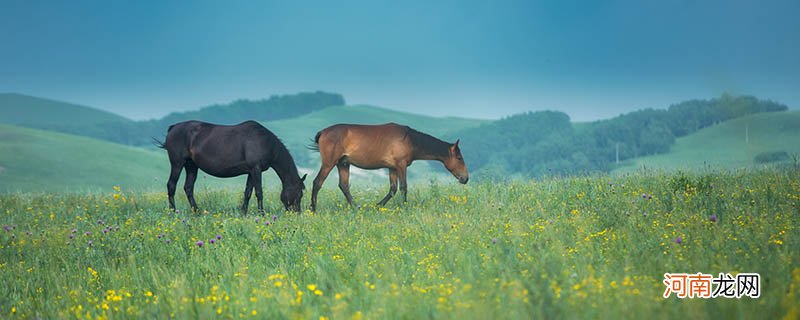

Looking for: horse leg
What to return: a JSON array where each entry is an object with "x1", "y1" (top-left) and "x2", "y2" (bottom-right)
[
  {"x1": 252, "y1": 169, "x2": 264, "y2": 214},
  {"x1": 183, "y1": 163, "x2": 199, "y2": 212},
  {"x1": 337, "y1": 162, "x2": 354, "y2": 207},
  {"x1": 166, "y1": 162, "x2": 183, "y2": 211},
  {"x1": 377, "y1": 169, "x2": 398, "y2": 206},
  {"x1": 311, "y1": 163, "x2": 335, "y2": 212},
  {"x1": 241, "y1": 174, "x2": 254, "y2": 214},
  {"x1": 398, "y1": 165, "x2": 408, "y2": 203}
]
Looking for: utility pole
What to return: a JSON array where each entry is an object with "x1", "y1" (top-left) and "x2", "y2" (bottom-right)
[
  {"x1": 616, "y1": 143, "x2": 620, "y2": 165},
  {"x1": 745, "y1": 123, "x2": 749, "y2": 144}
]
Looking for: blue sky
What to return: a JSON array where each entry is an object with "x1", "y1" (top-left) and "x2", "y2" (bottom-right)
[{"x1": 1, "y1": 0, "x2": 798, "y2": 121}]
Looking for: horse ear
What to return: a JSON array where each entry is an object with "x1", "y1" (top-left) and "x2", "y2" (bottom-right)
[
  {"x1": 454, "y1": 139, "x2": 460, "y2": 148},
  {"x1": 301, "y1": 173, "x2": 307, "y2": 182}
]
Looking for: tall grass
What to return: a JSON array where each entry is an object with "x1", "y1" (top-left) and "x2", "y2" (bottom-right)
[{"x1": 1, "y1": 169, "x2": 798, "y2": 319}]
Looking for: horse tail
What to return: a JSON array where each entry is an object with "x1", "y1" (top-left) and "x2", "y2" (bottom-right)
[
  {"x1": 152, "y1": 124, "x2": 176, "y2": 149},
  {"x1": 306, "y1": 130, "x2": 322, "y2": 152},
  {"x1": 152, "y1": 137, "x2": 166, "y2": 149}
]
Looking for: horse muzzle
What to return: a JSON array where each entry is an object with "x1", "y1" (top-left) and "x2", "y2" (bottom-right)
[{"x1": 458, "y1": 176, "x2": 469, "y2": 184}]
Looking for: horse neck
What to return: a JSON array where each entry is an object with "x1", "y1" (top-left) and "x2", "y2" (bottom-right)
[
  {"x1": 270, "y1": 149, "x2": 300, "y2": 188},
  {"x1": 410, "y1": 131, "x2": 450, "y2": 162}
]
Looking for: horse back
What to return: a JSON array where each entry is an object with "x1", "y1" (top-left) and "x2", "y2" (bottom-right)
[{"x1": 316, "y1": 123, "x2": 414, "y2": 168}]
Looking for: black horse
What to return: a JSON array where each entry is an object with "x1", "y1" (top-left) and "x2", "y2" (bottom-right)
[{"x1": 158, "y1": 120, "x2": 306, "y2": 213}]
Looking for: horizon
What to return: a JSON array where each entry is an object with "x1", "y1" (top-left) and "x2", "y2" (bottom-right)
[
  {"x1": 1, "y1": 1, "x2": 799, "y2": 121},
  {"x1": 5, "y1": 90, "x2": 795, "y2": 124}
]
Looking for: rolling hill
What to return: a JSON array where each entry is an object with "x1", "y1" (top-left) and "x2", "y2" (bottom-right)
[
  {"x1": 0, "y1": 124, "x2": 166, "y2": 192},
  {"x1": 0, "y1": 93, "x2": 132, "y2": 127},
  {"x1": 614, "y1": 111, "x2": 800, "y2": 173}
]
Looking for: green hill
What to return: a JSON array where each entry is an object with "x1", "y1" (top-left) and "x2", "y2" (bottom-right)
[
  {"x1": 0, "y1": 93, "x2": 132, "y2": 127},
  {"x1": 0, "y1": 124, "x2": 166, "y2": 192},
  {"x1": 614, "y1": 111, "x2": 800, "y2": 173}
]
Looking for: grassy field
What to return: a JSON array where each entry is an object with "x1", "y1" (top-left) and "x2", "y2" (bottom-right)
[
  {"x1": 615, "y1": 111, "x2": 800, "y2": 174},
  {"x1": 1, "y1": 169, "x2": 797, "y2": 319}
]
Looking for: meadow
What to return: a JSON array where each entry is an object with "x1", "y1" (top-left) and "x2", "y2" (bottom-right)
[{"x1": 1, "y1": 168, "x2": 798, "y2": 319}]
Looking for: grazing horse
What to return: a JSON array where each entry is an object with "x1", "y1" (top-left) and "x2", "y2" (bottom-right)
[
  {"x1": 158, "y1": 120, "x2": 306, "y2": 213},
  {"x1": 309, "y1": 123, "x2": 468, "y2": 211}
]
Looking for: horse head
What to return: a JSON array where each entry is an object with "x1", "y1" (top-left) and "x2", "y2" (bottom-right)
[
  {"x1": 281, "y1": 173, "x2": 307, "y2": 212},
  {"x1": 443, "y1": 139, "x2": 469, "y2": 184}
]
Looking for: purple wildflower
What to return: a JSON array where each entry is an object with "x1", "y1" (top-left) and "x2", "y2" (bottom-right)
[
  {"x1": 210, "y1": 239, "x2": 216, "y2": 244},
  {"x1": 175, "y1": 209, "x2": 181, "y2": 214},
  {"x1": 255, "y1": 217, "x2": 260, "y2": 223},
  {"x1": 71, "y1": 228, "x2": 77, "y2": 234},
  {"x1": 675, "y1": 236, "x2": 683, "y2": 244},
  {"x1": 103, "y1": 229, "x2": 108, "y2": 234},
  {"x1": 165, "y1": 239, "x2": 171, "y2": 244},
  {"x1": 709, "y1": 214, "x2": 717, "y2": 223},
  {"x1": 88, "y1": 240, "x2": 93, "y2": 247},
  {"x1": 69, "y1": 234, "x2": 74, "y2": 239},
  {"x1": 492, "y1": 238, "x2": 497, "y2": 244},
  {"x1": 196, "y1": 240, "x2": 203, "y2": 247},
  {"x1": 84, "y1": 231, "x2": 90, "y2": 236},
  {"x1": 157, "y1": 234, "x2": 163, "y2": 239},
  {"x1": 265, "y1": 221, "x2": 271, "y2": 226},
  {"x1": 216, "y1": 235, "x2": 222, "y2": 240},
  {"x1": 272, "y1": 215, "x2": 278, "y2": 221},
  {"x1": 4, "y1": 225, "x2": 11, "y2": 232}
]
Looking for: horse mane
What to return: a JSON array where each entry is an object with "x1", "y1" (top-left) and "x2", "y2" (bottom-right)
[{"x1": 404, "y1": 126, "x2": 450, "y2": 159}]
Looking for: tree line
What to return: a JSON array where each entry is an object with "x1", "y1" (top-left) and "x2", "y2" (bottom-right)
[
  {"x1": 37, "y1": 91, "x2": 346, "y2": 146},
  {"x1": 449, "y1": 94, "x2": 788, "y2": 180}
]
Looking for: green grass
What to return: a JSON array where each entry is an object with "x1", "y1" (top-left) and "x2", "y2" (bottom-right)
[
  {"x1": 0, "y1": 93, "x2": 132, "y2": 127},
  {"x1": 615, "y1": 111, "x2": 800, "y2": 174},
  {"x1": 0, "y1": 169, "x2": 797, "y2": 319}
]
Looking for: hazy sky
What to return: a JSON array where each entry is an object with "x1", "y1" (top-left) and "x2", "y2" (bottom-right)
[{"x1": 1, "y1": 0, "x2": 798, "y2": 121}]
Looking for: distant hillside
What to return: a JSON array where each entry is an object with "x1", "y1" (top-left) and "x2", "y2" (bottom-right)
[
  {"x1": 0, "y1": 91, "x2": 346, "y2": 146},
  {"x1": 614, "y1": 111, "x2": 800, "y2": 173},
  {"x1": 154, "y1": 91, "x2": 345, "y2": 128},
  {"x1": 451, "y1": 94, "x2": 789, "y2": 180},
  {"x1": 0, "y1": 93, "x2": 132, "y2": 127}
]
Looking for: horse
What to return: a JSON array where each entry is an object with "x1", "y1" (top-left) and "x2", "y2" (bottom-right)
[
  {"x1": 308, "y1": 123, "x2": 468, "y2": 211},
  {"x1": 157, "y1": 120, "x2": 307, "y2": 213}
]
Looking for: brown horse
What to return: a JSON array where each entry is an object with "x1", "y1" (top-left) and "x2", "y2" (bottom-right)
[{"x1": 309, "y1": 123, "x2": 468, "y2": 211}]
